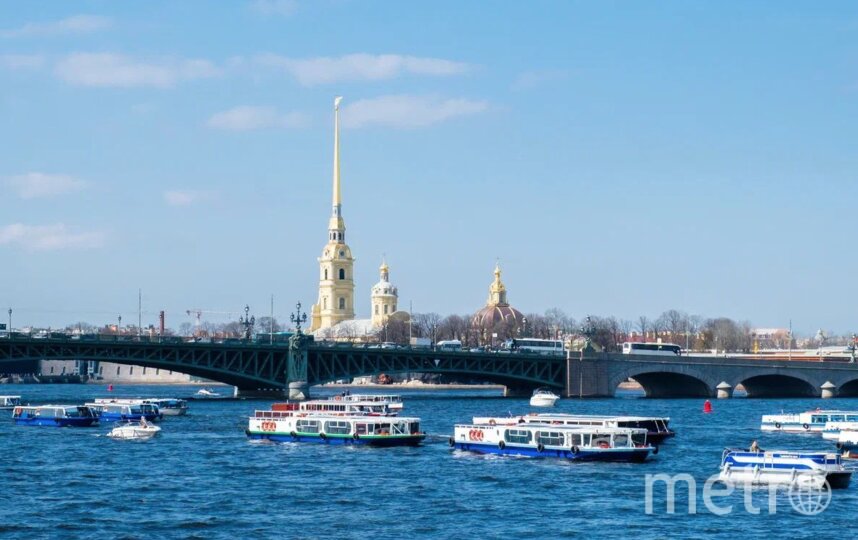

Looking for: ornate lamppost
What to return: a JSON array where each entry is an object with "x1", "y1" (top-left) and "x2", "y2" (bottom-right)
[
  {"x1": 291, "y1": 302, "x2": 308, "y2": 335},
  {"x1": 581, "y1": 315, "x2": 595, "y2": 352},
  {"x1": 239, "y1": 305, "x2": 255, "y2": 340}
]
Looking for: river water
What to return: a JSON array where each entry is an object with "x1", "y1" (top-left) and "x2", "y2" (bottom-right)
[{"x1": 2, "y1": 384, "x2": 856, "y2": 539}]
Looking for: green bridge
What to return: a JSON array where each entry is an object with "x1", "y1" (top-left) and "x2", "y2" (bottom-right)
[{"x1": 3, "y1": 334, "x2": 858, "y2": 399}]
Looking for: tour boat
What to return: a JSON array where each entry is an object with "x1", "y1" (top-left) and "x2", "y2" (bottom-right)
[
  {"x1": 473, "y1": 413, "x2": 676, "y2": 444},
  {"x1": 339, "y1": 394, "x2": 404, "y2": 411},
  {"x1": 108, "y1": 419, "x2": 161, "y2": 440},
  {"x1": 0, "y1": 395, "x2": 22, "y2": 410},
  {"x1": 86, "y1": 401, "x2": 162, "y2": 422},
  {"x1": 761, "y1": 410, "x2": 858, "y2": 433},
  {"x1": 451, "y1": 423, "x2": 654, "y2": 462},
  {"x1": 245, "y1": 409, "x2": 425, "y2": 446},
  {"x1": 821, "y1": 421, "x2": 858, "y2": 440},
  {"x1": 142, "y1": 398, "x2": 188, "y2": 416},
  {"x1": 529, "y1": 388, "x2": 560, "y2": 407},
  {"x1": 12, "y1": 405, "x2": 99, "y2": 427},
  {"x1": 195, "y1": 388, "x2": 220, "y2": 398},
  {"x1": 95, "y1": 397, "x2": 187, "y2": 416},
  {"x1": 719, "y1": 448, "x2": 851, "y2": 489}
]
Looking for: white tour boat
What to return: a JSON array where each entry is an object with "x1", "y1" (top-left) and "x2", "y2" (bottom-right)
[
  {"x1": 474, "y1": 413, "x2": 675, "y2": 444},
  {"x1": 195, "y1": 388, "x2": 220, "y2": 398},
  {"x1": 339, "y1": 394, "x2": 404, "y2": 411},
  {"x1": 719, "y1": 448, "x2": 851, "y2": 488},
  {"x1": 451, "y1": 423, "x2": 653, "y2": 462},
  {"x1": 108, "y1": 418, "x2": 162, "y2": 440},
  {"x1": 835, "y1": 431, "x2": 858, "y2": 458},
  {"x1": 529, "y1": 388, "x2": 560, "y2": 407},
  {"x1": 761, "y1": 410, "x2": 858, "y2": 433},
  {"x1": 0, "y1": 395, "x2": 22, "y2": 410},
  {"x1": 246, "y1": 408, "x2": 424, "y2": 446},
  {"x1": 822, "y1": 421, "x2": 858, "y2": 440}
]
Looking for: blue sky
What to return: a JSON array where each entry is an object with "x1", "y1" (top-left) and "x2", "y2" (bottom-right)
[{"x1": 1, "y1": 1, "x2": 857, "y2": 334}]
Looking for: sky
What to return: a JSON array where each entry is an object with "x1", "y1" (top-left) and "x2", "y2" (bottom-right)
[{"x1": 1, "y1": 1, "x2": 857, "y2": 335}]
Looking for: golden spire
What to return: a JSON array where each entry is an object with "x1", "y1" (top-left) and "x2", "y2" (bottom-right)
[
  {"x1": 332, "y1": 96, "x2": 342, "y2": 208},
  {"x1": 328, "y1": 96, "x2": 345, "y2": 241},
  {"x1": 488, "y1": 262, "x2": 507, "y2": 306}
]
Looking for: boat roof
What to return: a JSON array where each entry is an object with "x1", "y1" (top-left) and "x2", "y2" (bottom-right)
[
  {"x1": 460, "y1": 423, "x2": 647, "y2": 435},
  {"x1": 254, "y1": 412, "x2": 420, "y2": 421},
  {"x1": 303, "y1": 399, "x2": 389, "y2": 406},
  {"x1": 0, "y1": 395, "x2": 21, "y2": 398}
]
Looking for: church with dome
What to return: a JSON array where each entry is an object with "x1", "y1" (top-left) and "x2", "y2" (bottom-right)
[
  {"x1": 309, "y1": 97, "x2": 402, "y2": 341},
  {"x1": 471, "y1": 264, "x2": 524, "y2": 344}
]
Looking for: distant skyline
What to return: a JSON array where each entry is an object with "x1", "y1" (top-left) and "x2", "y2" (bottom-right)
[{"x1": 1, "y1": 2, "x2": 857, "y2": 335}]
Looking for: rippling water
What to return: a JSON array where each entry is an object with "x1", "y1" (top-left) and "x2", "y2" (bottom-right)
[{"x1": 2, "y1": 384, "x2": 857, "y2": 539}]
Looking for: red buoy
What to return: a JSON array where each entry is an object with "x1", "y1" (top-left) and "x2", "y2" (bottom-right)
[
  {"x1": 703, "y1": 400, "x2": 712, "y2": 413},
  {"x1": 107, "y1": 384, "x2": 114, "y2": 392}
]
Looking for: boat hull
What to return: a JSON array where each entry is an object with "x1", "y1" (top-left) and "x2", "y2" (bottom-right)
[
  {"x1": 246, "y1": 431, "x2": 425, "y2": 447},
  {"x1": 99, "y1": 412, "x2": 162, "y2": 422},
  {"x1": 719, "y1": 469, "x2": 851, "y2": 489},
  {"x1": 529, "y1": 397, "x2": 559, "y2": 407},
  {"x1": 14, "y1": 417, "x2": 98, "y2": 427},
  {"x1": 158, "y1": 408, "x2": 187, "y2": 416},
  {"x1": 453, "y1": 441, "x2": 651, "y2": 462}
]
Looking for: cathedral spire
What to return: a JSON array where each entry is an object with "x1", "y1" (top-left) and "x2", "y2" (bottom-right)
[{"x1": 328, "y1": 96, "x2": 345, "y2": 242}]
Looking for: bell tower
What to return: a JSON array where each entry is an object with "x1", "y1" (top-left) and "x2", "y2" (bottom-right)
[{"x1": 310, "y1": 97, "x2": 355, "y2": 331}]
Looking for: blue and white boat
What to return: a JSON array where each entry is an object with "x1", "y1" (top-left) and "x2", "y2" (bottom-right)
[
  {"x1": 719, "y1": 449, "x2": 851, "y2": 488},
  {"x1": 246, "y1": 409, "x2": 425, "y2": 446},
  {"x1": 451, "y1": 423, "x2": 654, "y2": 462},
  {"x1": 141, "y1": 398, "x2": 188, "y2": 416},
  {"x1": 87, "y1": 401, "x2": 162, "y2": 422},
  {"x1": 12, "y1": 405, "x2": 99, "y2": 427},
  {"x1": 474, "y1": 413, "x2": 676, "y2": 444},
  {"x1": 761, "y1": 410, "x2": 858, "y2": 433}
]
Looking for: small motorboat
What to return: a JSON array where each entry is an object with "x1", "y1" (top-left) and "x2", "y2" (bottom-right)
[
  {"x1": 529, "y1": 388, "x2": 560, "y2": 407},
  {"x1": 835, "y1": 430, "x2": 858, "y2": 458},
  {"x1": 108, "y1": 419, "x2": 161, "y2": 440},
  {"x1": 719, "y1": 448, "x2": 851, "y2": 489},
  {"x1": 195, "y1": 388, "x2": 220, "y2": 398}
]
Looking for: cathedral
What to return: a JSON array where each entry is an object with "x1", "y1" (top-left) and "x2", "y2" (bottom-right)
[{"x1": 309, "y1": 97, "x2": 400, "y2": 340}]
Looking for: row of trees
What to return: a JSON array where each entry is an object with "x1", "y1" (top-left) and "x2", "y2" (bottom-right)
[{"x1": 51, "y1": 309, "x2": 853, "y2": 353}]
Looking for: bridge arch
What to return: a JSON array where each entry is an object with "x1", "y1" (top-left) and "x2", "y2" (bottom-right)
[
  {"x1": 610, "y1": 366, "x2": 715, "y2": 398},
  {"x1": 834, "y1": 378, "x2": 858, "y2": 397},
  {"x1": 733, "y1": 369, "x2": 820, "y2": 398}
]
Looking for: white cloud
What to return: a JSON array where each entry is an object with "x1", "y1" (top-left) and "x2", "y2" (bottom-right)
[
  {"x1": 206, "y1": 106, "x2": 308, "y2": 131},
  {"x1": 0, "y1": 54, "x2": 46, "y2": 70},
  {"x1": 0, "y1": 223, "x2": 105, "y2": 251},
  {"x1": 1, "y1": 15, "x2": 112, "y2": 38},
  {"x1": 54, "y1": 53, "x2": 220, "y2": 88},
  {"x1": 254, "y1": 53, "x2": 470, "y2": 86},
  {"x1": 250, "y1": 0, "x2": 297, "y2": 17},
  {"x1": 163, "y1": 190, "x2": 214, "y2": 207},
  {"x1": 342, "y1": 95, "x2": 488, "y2": 129},
  {"x1": 5, "y1": 172, "x2": 86, "y2": 199}
]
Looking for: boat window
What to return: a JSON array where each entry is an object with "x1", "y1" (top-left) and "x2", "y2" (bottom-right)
[
  {"x1": 505, "y1": 429, "x2": 532, "y2": 444},
  {"x1": 811, "y1": 415, "x2": 827, "y2": 423},
  {"x1": 613, "y1": 434, "x2": 629, "y2": 447},
  {"x1": 632, "y1": 432, "x2": 647, "y2": 446},
  {"x1": 409, "y1": 422, "x2": 419, "y2": 434},
  {"x1": 324, "y1": 421, "x2": 351, "y2": 435},
  {"x1": 356, "y1": 423, "x2": 368, "y2": 435},
  {"x1": 847, "y1": 415, "x2": 858, "y2": 422},
  {"x1": 591, "y1": 436, "x2": 611, "y2": 448},
  {"x1": 296, "y1": 420, "x2": 320, "y2": 433},
  {"x1": 375, "y1": 423, "x2": 391, "y2": 435},
  {"x1": 391, "y1": 423, "x2": 406, "y2": 435},
  {"x1": 536, "y1": 431, "x2": 564, "y2": 446},
  {"x1": 829, "y1": 415, "x2": 845, "y2": 422},
  {"x1": 569, "y1": 434, "x2": 583, "y2": 446}
]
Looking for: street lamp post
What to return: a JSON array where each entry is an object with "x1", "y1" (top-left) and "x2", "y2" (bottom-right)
[
  {"x1": 290, "y1": 302, "x2": 307, "y2": 335},
  {"x1": 117, "y1": 315, "x2": 122, "y2": 337},
  {"x1": 7, "y1": 308, "x2": 11, "y2": 336},
  {"x1": 239, "y1": 305, "x2": 256, "y2": 340}
]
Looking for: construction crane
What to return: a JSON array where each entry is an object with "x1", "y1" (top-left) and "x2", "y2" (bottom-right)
[{"x1": 185, "y1": 309, "x2": 239, "y2": 338}]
